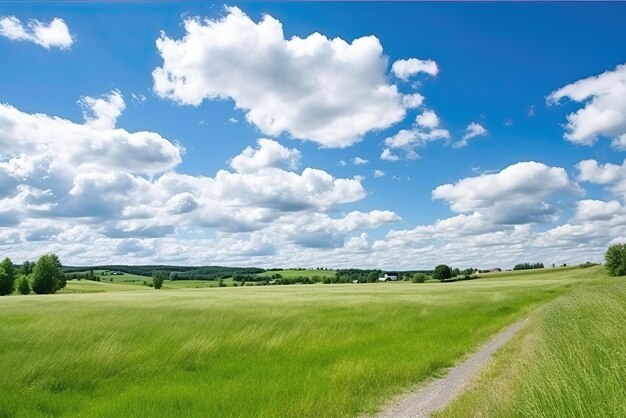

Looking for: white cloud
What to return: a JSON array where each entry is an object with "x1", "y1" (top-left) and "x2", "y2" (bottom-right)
[
  {"x1": 0, "y1": 16, "x2": 73, "y2": 49},
  {"x1": 353, "y1": 157, "x2": 369, "y2": 165},
  {"x1": 432, "y1": 161, "x2": 578, "y2": 224},
  {"x1": 577, "y1": 158, "x2": 626, "y2": 196},
  {"x1": 380, "y1": 148, "x2": 400, "y2": 162},
  {"x1": 453, "y1": 122, "x2": 488, "y2": 148},
  {"x1": 153, "y1": 7, "x2": 418, "y2": 148},
  {"x1": 0, "y1": 97, "x2": 391, "y2": 262},
  {"x1": 548, "y1": 62, "x2": 626, "y2": 148},
  {"x1": 401, "y1": 93, "x2": 425, "y2": 109},
  {"x1": 415, "y1": 110, "x2": 440, "y2": 129},
  {"x1": 384, "y1": 109, "x2": 450, "y2": 159},
  {"x1": 0, "y1": 102, "x2": 182, "y2": 176},
  {"x1": 575, "y1": 200, "x2": 625, "y2": 222},
  {"x1": 339, "y1": 160, "x2": 348, "y2": 166},
  {"x1": 228, "y1": 117, "x2": 239, "y2": 124},
  {"x1": 391, "y1": 58, "x2": 439, "y2": 80},
  {"x1": 374, "y1": 170, "x2": 385, "y2": 178},
  {"x1": 78, "y1": 90, "x2": 126, "y2": 130},
  {"x1": 229, "y1": 138, "x2": 301, "y2": 173}
]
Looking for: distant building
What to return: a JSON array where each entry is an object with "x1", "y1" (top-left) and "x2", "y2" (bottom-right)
[
  {"x1": 352, "y1": 280, "x2": 359, "y2": 284},
  {"x1": 378, "y1": 272, "x2": 399, "y2": 282}
]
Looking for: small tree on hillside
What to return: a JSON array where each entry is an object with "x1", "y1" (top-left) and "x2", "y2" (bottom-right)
[
  {"x1": 0, "y1": 258, "x2": 17, "y2": 296},
  {"x1": 31, "y1": 254, "x2": 65, "y2": 294},
  {"x1": 605, "y1": 243, "x2": 626, "y2": 276},
  {"x1": 152, "y1": 271, "x2": 166, "y2": 289},
  {"x1": 433, "y1": 264, "x2": 452, "y2": 282},
  {"x1": 17, "y1": 275, "x2": 31, "y2": 295}
]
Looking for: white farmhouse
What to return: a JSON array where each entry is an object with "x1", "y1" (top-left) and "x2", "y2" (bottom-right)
[{"x1": 378, "y1": 272, "x2": 399, "y2": 282}]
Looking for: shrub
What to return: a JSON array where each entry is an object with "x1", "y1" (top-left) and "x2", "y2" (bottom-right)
[
  {"x1": 605, "y1": 243, "x2": 626, "y2": 276},
  {"x1": 218, "y1": 279, "x2": 226, "y2": 287},
  {"x1": 17, "y1": 275, "x2": 30, "y2": 295},
  {"x1": 152, "y1": 270, "x2": 166, "y2": 289},
  {"x1": 432, "y1": 264, "x2": 452, "y2": 282},
  {"x1": 0, "y1": 258, "x2": 17, "y2": 296},
  {"x1": 412, "y1": 273, "x2": 428, "y2": 283},
  {"x1": 31, "y1": 254, "x2": 65, "y2": 294}
]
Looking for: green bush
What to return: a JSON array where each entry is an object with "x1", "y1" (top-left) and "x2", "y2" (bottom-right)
[
  {"x1": 412, "y1": 273, "x2": 428, "y2": 283},
  {"x1": 432, "y1": 264, "x2": 452, "y2": 282},
  {"x1": 17, "y1": 275, "x2": 31, "y2": 295},
  {"x1": 31, "y1": 254, "x2": 65, "y2": 294},
  {"x1": 605, "y1": 243, "x2": 626, "y2": 276},
  {"x1": 0, "y1": 258, "x2": 17, "y2": 296},
  {"x1": 152, "y1": 271, "x2": 166, "y2": 290}
]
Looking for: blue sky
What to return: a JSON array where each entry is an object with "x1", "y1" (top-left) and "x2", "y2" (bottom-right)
[{"x1": 1, "y1": 2, "x2": 626, "y2": 269}]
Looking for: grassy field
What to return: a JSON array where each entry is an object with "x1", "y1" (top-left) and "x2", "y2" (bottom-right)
[
  {"x1": 256, "y1": 269, "x2": 337, "y2": 279},
  {"x1": 437, "y1": 274, "x2": 626, "y2": 418},
  {"x1": 0, "y1": 265, "x2": 613, "y2": 417}
]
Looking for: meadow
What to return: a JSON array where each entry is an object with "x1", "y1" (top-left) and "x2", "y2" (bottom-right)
[
  {"x1": 0, "y1": 266, "x2": 615, "y2": 417},
  {"x1": 437, "y1": 272, "x2": 626, "y2": 417}
]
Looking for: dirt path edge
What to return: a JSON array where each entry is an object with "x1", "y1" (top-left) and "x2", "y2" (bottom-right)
[{"x1": 376, "y1": 319, "x2": 528, "y2": 418}]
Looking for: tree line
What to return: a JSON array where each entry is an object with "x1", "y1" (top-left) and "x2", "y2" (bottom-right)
[
  {"x1": 513, "y1": 262, "x2": 545, "y2": 271},
  {"x1": 0, "y1": 254, "x2": 66, "y2": 296}
]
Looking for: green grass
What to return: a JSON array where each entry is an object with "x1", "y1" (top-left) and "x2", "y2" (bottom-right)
[
  {"x1": 437, "y1": 274, "x2": 626, "y2": 418},
  {"x1": 0, "y1": 266, "x2": 610, "y2": 417},
  {"x1": 256, "y1": 269, "x2": 337, "y2": 279}
]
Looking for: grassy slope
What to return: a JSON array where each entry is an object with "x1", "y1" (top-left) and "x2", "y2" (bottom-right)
[
  {"x1": 256, "y1": 269, "x2": 337, "y2": 279},
  {"x1": 437, "y1": 272, "x2": 625, "y2": 418},
  {"x1": 0, "y1": 266, "x2": 608, "y2": 417}
]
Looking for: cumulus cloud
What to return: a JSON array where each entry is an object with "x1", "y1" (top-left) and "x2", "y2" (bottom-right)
[
  {"x1": 0, "y1": 97, "x2": 399, "y2": 264},
  {"x1": 229, "y1": 138, "x2": 301, "y2": 173},
  {"x1": 384, "y1": 109, "x2": 450, "y2": 159},
  {"x1": 432, "y1": 161, "x2": 578, "y2": 224},
  {"x1": 380, "y1": 148, "x2": 400, "y2": 162},
  {"x1": 575, "y1": 200, "x2": 625, "y2": 222},
  {"x1": 0, "y1": 16, "x2": 73, "y2": 49},
  {"x1": 0, "y1": 101, "x2": 182, "y2": 176},
  {"x1": 353, "y1": 157, "x2": 369, "y2": 165},
  {"x1": 548, "y1": 62, "x2": 626, "y2": 149},
  {"x1": 374, "y1": 170, "x2": 385, "y2": 178},
  {"x1": 453, "y1": 122, "x2": 488, "y2": 148},
  {"x1": 78, "y1": 90, "x2": 126, "y2": 130},
  {"x1": 280, "y1": 210, "x2": 399, "y2": 248},
  {"x1": 391, "y1": 58, "x2": 439, "y2": 80},
  {"x1": 152, "y1": 7, "x2": 438, "y2": 148},
  {"x1": 577, "y1": 158, "x2": 626, "y2": 196}
]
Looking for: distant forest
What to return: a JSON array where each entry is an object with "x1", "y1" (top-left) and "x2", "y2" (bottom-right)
[
  {"x1": 63, "y1": 265, "x2": 434, "y2": 282},
  {"x1": 63, "y1": 265, "x2": 265, "y2": 280}
]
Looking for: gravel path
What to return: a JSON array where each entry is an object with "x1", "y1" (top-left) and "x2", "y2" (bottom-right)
[{"x1": 376, "y1": 319, "x2": 527, "y2": 418}]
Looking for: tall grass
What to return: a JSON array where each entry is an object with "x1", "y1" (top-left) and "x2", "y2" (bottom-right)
[
  {"x1": 438, "y1": 276, "x2": 626, "y2": 417},
  {"x1": 0, "y1": 266, "x2": 609, "y2": 417}
]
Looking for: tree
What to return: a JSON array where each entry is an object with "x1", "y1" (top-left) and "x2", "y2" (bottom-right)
[
  {"x1": 31, "y1": 254, "x2": 65, "y2": 294},
  {"x1": 432, "y1": 264, "x2": 452, "y2": 282},
  {"x1": 0, "y1": 258, "x2": 17, "y2": 296},
  {"x1": 412, "y1": 273, "x2": 428, "y2": 283},
  {"x1": 17, "y1": 275, "x2": 31, "y2": 295},
  {"x1": 20, "y1": 261, "x2": 34, "y2": 276},
  {"x1": 50, "y1": 254, "x2": 66, "y2": 290},
  {"x1": 152, "y1": 270, "x2": 166, "y2": 289},
  {"x1": 605, "y1": 243, "x2": 626, "y2": 276}
]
